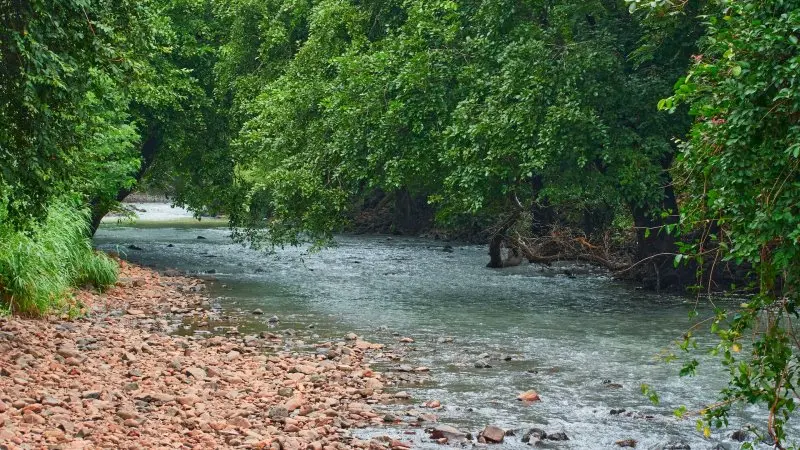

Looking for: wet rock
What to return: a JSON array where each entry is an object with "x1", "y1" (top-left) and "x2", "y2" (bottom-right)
[
  {"x1": 547, "y1": 432, "x2": 569, "y2": 441},
  {"x1": 197, "y1": 235, "x2": 207, "y2": 240},
  {"x1": 268, "y1": 315, "x2": 279, "y2": 324},
  {"x1": 616, "y1": 439, "x2": 637, "y2": 447},
  {"x1": 399, "y1": 337, "x2": 414, "y2": 343},
  {"x1": 252, "y1": 308, "x2": 264, "y2": 315},
  {"x1": 429, "y1": 425, "x2": 468, "y2": 442},
  {"x1": 517, "y1": 390, "x2": 541, "y2": 402},
  {"x1": 521, "y1": 428, "x2": 547, "y2": 443},
  {"x1": 610, "y1": 408, "x2": 626, "y2": 415},
  {"x1": 730, "y1": 429, "x2": 749, "y2": 442},
  {"x1": 480, "y1": 425, "x2": 505, "y2": 443},
  {"x1": 474, "y1": 361, "x2": 492, "y2": 369},
  {"x1": 393, "y1": 391, "x2": 411, "y2": 399},
  {"x1": 345, "y1": 333, "x2": 358, "y2": 340},
  {"x1": 127, "y1": 244, "x2": 143, "y2": 251}
]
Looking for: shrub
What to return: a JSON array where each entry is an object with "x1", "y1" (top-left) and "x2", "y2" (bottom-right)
[{"x1": 0, "y1": 200, "x2": 118, "y2": 316}]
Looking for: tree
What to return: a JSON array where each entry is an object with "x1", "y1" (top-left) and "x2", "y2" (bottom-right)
[
  {"x1": 224, "y1": 0, "x2": 697, "y2": 285},
  {"x1": 632, "y1": 0, "x2": 800, "y2": 444}
]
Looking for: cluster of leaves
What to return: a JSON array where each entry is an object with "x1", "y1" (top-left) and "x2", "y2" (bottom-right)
[{"x1": 221, "y1": 0, "x2": 696, "y2": 250}]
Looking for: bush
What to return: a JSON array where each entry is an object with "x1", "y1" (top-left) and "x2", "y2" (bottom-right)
[{"x1": 0, "y1": 200, "x2": 118, "y2": 316}]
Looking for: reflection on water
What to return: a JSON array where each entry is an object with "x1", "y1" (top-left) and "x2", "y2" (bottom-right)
[{"x1": 94, "y1": 223, "x2": 792, "y2": 449}]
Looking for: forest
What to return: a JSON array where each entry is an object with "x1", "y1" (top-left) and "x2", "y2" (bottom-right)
[{"x1": 1, "y1": 0, "x2": 799, "y2": 446}]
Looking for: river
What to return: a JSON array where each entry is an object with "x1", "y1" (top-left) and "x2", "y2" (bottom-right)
[{"x1": 94, "y1": 206, "x2": 791, "y2": 449}]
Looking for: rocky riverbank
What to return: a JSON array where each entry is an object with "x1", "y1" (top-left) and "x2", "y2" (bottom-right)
[{"x1": 0, "y1": 261, "x2": 412, "y2": 449}]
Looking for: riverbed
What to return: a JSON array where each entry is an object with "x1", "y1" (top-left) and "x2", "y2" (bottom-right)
[{"x1": 94, "y1": 208, "x2": 791, "y2": 449}]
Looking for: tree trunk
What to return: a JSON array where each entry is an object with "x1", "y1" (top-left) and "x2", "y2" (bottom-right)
[
  {"x1": 487, "y1": 209, "x2": 521, "y2": 268},
  {"x1": 487, "y1": 233, "x2": 505, "y2": 268}
]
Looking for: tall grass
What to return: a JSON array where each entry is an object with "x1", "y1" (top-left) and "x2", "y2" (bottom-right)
[{"x1": 0, "y1": 200, "x2": 118, "y2": 316}]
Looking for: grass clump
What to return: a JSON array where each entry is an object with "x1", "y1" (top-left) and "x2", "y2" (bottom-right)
[{"x1": 0, "y1": 200, "x2": 118, "y2": 316}]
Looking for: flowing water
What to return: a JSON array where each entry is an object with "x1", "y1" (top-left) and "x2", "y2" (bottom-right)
[{"x1": 94, "y1": 207, "x2": 794, "y2": 449}]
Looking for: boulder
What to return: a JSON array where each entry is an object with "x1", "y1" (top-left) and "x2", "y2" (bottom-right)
[
  {"x1": 429, "y1": 425, "x2": 468, "y2": 442},
  {"x1": 522, "y1": 428, "x2": 547, "y2": 443},
  {"x1": 480, "y1": 425, "x2": 505, "y2": 443}
]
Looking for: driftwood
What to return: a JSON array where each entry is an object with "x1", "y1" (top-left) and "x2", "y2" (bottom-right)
[{"x1": 505, "y1": 228, "x2": 630, "y2": 272}]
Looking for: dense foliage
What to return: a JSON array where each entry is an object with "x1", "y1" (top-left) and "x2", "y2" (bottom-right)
[
  {"x1": 222, "y1": 0, "x2": 696, "y2": 256},
  {"x1": 637, "y1": 0, "x2": 800, "y2": 445}
]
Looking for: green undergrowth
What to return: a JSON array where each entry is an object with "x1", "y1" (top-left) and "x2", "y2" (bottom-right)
[{"x1": 0, "y1": 201, "x2": 119, "y2": 316}]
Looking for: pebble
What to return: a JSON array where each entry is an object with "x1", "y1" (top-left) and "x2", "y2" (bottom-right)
[{"x1": 0, "y1": 262, "x2": 399, "y2": 449}]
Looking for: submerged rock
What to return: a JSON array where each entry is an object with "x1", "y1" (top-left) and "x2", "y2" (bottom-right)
[
  {"x1": 522, "y1": 428, "x2": 547, "y2": 443},
  {"x1": 730, "y1": 429, "x2": 749, "y2": 442},
  {"x1": 429, "y1": 425, "x2": 469, "y2": 442},
  {"x1": 651, "y1": 441, "x2": 691, "y2": 450},
  {"x1": 547, "y1": 431, "x2": 569, "y2": 441},
  {"x1": 517, "y1": 390, "x2": 541, "y2": 402}
]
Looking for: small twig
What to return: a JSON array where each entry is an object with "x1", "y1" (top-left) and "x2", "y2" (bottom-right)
[{"x1": 82, "y1": 6, "x2": 95, "y2": 36}]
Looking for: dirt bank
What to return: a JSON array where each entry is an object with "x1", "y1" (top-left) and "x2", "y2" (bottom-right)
[{"x1": 0, "y1": 262, "x2": 411, "y2": 449}]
